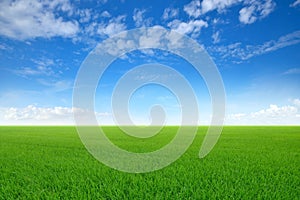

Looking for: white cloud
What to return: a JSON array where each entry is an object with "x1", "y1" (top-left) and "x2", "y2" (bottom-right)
[
  {"x1": 78, "y1": 9, "x2": 92, "y2": 23},
  {"x1": 32, "y1": 58, "x2": 54, "y2": 67},
  {"x1": 226, "y1": 102, "x2": 300, "y2": 125},
  {"x1": 184, "y1": 0, "x2": 201, "y2": 18},
  {"x1": 98, "y1": 0, "x2": 108, "y2": 4},
  {"x1": 162, "y1": 8, "x2": 179, "y2": 20},
  {"x1": 13, "y1": 58, "x2": 56, "y2": 77},
  {"x1": 3, "y1": 105, "x2": 73, "y2": 121},
  {"x1": 37, "y1": 79, "x2": 73, "y2": 92},
  {"x1": 14, "y1": 66, "x2": 54, "y2": 77},
  {"x1": 212, "y1": 31, "x2": 221, "y2": 44},
  {"x1": 184, "y1": 0, "x2": 240, "y2": 17},
  {"x1": 290, "y1": 0, "x2": 300, "y2": 7},
  {"x1": 97, "y1": 15, "x2": 127, "y2": 37},
  {"x1": 227, "y1": 113, "x2": 246, "y2": 120},
  {"x1": 167, "y1": 19, "x2": 208, "y2": 37},
  {"x1": 2, "y1": 100, "x2": 300, "y2": 125},
  {"x1": 93, "y1": 25, "x2": 203, "y2": 59},
  {"x1": 239, "y1": 0, "x2": 276, "y2": 24},
  {"x1": 0, "y1": 0, "x2": 79, "y2": 40},
  {"x1": 201, "y1": 0, "x2": 241, "y2": 14},
  {"x1": 132, "y1": 8, "x2": 152, "y2": 28},
  {"x1": 93, "y1": 25, "x2": 187, "y2": 58},
  {"x1": 293, "y1": 99, "x2": 300, "y2": 107},
  {"x1": 239, "y1": 5, "x2": 257, "y2": 24},
  {"x1": 101, "y1": 11, "x2": 111, "y2": 18},
  {"x1": 138, "y1": 26, "x2": 167, "y2": 48},
  {"x1": 133, "y1": 8, "x2": 145, "y2": 27},
  {"x1": 250, "y1": 104, "x2": 297, "y2": 118},
  {"x1": 0, "y1": 105, "x2": 111, "y2": 125},
  {"x1": 0, "y1": 43, "x2": 11, "y2": 50},
  {"x1": 84, "y1": 22, "x2": 98, "y2": 37},
  {"x1": 247, "y1": 30, "x2": 300, "y2": 57},
  {"x1": 283, "y1": 68, "x2": 300, "y2": 75},
  {"x1": 211, "y1": 30, "x2": 300, "y2": 60},
  {"x1": 183, "y1": 0, "x2": 274, "y2": 25}
]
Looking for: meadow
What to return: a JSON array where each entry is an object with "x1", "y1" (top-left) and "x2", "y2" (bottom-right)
[{"x1": 0, "y1": 126, "x2": 299, "y2": 199}]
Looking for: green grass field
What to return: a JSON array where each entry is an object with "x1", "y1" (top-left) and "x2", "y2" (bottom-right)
[{"x1": 0, "y1": 126, "x2": 299, "y2": 199}]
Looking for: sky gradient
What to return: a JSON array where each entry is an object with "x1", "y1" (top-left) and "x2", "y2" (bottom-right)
[{"x1": 0, "y1": 0, "x2": 300, "y2": 125}]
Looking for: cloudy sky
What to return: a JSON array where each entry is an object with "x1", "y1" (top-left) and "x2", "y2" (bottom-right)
[{"x1": 0, "y1": 0, "x2": 300, "y2": 125}]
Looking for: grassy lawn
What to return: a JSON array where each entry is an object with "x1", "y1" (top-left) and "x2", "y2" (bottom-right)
[{"x1": 0, "y1": 126, "x2": 299, "y2": 199}]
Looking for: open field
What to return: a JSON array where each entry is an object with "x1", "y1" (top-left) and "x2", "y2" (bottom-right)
[{"x1": 0, "y1": 126, "x2": 299, "y2": 199}]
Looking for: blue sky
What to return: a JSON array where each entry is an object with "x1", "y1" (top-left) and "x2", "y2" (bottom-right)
[{"x1": 0, "y1": 0, "x2": 300, "y2": 125}]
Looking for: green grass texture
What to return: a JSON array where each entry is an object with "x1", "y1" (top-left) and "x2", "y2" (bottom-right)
[{"x1": 0, "y1": 126, "x2": 299, "y2": 199}]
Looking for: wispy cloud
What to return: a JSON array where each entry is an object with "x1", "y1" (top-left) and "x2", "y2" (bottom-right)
[
  {"x1": 14, "y1": 66, "x2": 55, "y2": 77},
  {"x1": 290, "y1": 0, "x2": 300, "y2": 7},
  {"x1": 210, "y1": 30, "x2": 300, "y2": 61},
  {"x1": 212, "y1": 31, "x2": 221, "y2": 44},
  {"x1": 0, "y1": 43, "x2": 11, "y2": 50},
  {"x1": 37, "y1": 79, "x2": 73, "y2": 92},
  {"x1": 32, "y1": 58, "x2": 54, "y2": 68},
  {"x1": 98, "y1": 0, "x2": 108, "y2": 4},
  {"x1": 13, "y1": 58, "x2": 56, "y2": 77},
  {"x1": 11, "y1": 57, "x2": 73, "y2": 93},
  {"x1": 283, "y1": 68, "x2": 300, "y2": 75}
]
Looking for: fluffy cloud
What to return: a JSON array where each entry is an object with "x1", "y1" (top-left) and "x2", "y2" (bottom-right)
[
  {"x1": 133, "y1": 9, "x2": 146, "y2": 27},
  {"x1": 79, "y1": 10, "x2": 128, "y2": 40},
  {"x1": 3, "y1": 105, "x2": 74, "y2": 121},
  {"x1": 167, "y1": 19, "x2": 208, "y2": 37},
  {"x1": 101, "y1": 11, "x2": 111, "y2": 18},
  {"x1": 184, "y1": 0, "x2": 241, "y2": 17},
  {"x1": 0, "y1": 0, "x2": 79, "y2": 40},
  {"x1": 183, "y1": 0, "x2": 275, "y2": 25},
  {"x1": 96, "y1": 15, "x2": 127, "y2": 37},
  {"x1": 0, "y1": 105, "x2": 111, "y2": 125},
  {"x1": 239, "y1": 5, "x2": 257, "y2": 24},
  {"x1": 226, "y1": 100, "x2": 300, "y2": 125},
  {"x1": 162, "y1": 8, "x2": 179, "y2": 20},
  {"x1": 184, "y1": 0, "x2": 201, "y2": 18},
  {"x1": 78, "y1": 9, "x2": 92, "y2": 23},
  {"x1": 201, "y1": 0, "x2": 241, "y2": 14},
  {"x1": 293, "y1": 99, "x2": 300, "y2": 107},
  {"x1": 132, "y1": 8, "x2": 152, "y2": 28},
  {"x1": 239, "y1": 0, "x2": 276, "y2": 24},
  {"x1": 250, "y1": 104, "x2": 297, "y2": 118}
]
